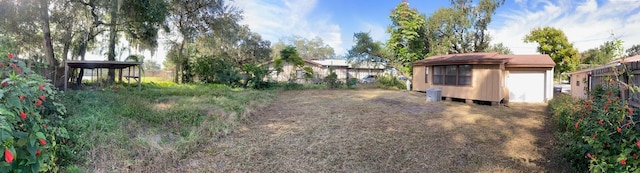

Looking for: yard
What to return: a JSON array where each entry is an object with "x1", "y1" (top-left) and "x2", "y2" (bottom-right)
[{"x1": 181, "y1": 89, "x2": 570, "y2": 172}]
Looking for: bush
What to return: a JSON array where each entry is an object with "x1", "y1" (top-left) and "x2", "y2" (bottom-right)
[
  {"x1": 548, "y1": 94, "x2": 580, "y2": 129},
  {"x1": 323, "y1": 69, "x2": 341, "y2": 89},
  {"x1": 0, "y1": 52, "x2": 70, "y2": 172},
  {"x1": 376, "y1": 74, "x2": 405, "y2": 90},
  {"x1": 553, "y1": 83, "x2": 640, "y2": 172},
  {"x1": 346, "y1": 78, "x2": 358, "y2": 88}
]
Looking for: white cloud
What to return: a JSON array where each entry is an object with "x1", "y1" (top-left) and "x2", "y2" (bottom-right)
[
  {"x1": 232, "y1": 0, "x2": 345, "y2": 55},
  {"x1": 489, "y1": 0, "x2": 640, "y2": 55}
]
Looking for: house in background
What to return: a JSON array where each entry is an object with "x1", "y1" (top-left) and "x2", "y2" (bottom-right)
[
  {"x1": 567, "y1": 55, "x2": 640, "y2": 101},
  {"x1": 412, "y1": 52, "x2": 555, "y2": 105},
  {"x1": 266, "y1": 59, "x2": 385, "y2": 83}
]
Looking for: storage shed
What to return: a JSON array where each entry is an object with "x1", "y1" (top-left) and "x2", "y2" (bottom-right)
[{"x1": 412, "y1": 52, "x2": 555, "y2": 104}]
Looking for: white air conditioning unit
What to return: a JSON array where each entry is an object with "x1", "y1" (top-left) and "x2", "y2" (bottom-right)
[{"x1": 426, "y1": 88, "x2": 442, "y2": 102}]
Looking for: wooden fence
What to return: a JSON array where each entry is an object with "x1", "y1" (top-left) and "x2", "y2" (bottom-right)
[{"x1": 590, "y1": 61, "x2": 640, "y2": 107}]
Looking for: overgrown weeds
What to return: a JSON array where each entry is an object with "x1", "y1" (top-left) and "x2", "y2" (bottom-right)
[{"x1": 61, "y1": 82, "x2": 276, "y2": 172}]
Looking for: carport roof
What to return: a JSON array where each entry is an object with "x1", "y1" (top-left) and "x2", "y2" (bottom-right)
[{"x1": 413, "y1": 52, "x2": 555, "y2": 68}]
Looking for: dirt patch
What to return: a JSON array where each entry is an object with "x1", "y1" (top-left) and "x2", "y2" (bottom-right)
[{"x1": 182, "y1": 89, "x2": 569, "y2": 172}]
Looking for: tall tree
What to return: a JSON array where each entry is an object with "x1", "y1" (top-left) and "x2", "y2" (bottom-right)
[
  {"x1": 346, "y1": 32, "x2": 386, "y2": 64},
  {"x1": 40, "y1": 0, "x2": 58, "y2": 77},
  {"x1": 77, "y1": 0, "x2": 168, "y2": 82},
  {"x1": 524, "y1": 27, "x2": 580, "y2": 77},
  {"x1": 485, "y1": 43, "x2": 512, "y2": 54},
  {"x1": 581, "y1": 41, "x2": 621, "y2": 65},
  {"x1": 626, "y1": 44, "x2": 640, "y2": 57},
  {"x1": 167, "y1": 0, "x2": 241, "y2": 83},
  {"x1": 270, "y1": 36, "x2": 335, "y2": 60},
  {"x1": 425, "y1": 0, "x2": 505, "y2": 54},
  {"x1": 386, "y1": 1, "x2": 429, "y2": 75}
]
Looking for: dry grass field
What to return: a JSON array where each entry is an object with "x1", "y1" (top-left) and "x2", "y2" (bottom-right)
[{"x1": 180, "y1": 89, "x2": 570, "y2": 172}]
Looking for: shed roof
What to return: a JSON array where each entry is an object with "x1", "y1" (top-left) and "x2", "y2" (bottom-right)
[
  {"x1": 66, "y1": 60, "x2": 142, "y2": 69},
  {"x1": 413, "y1": 52, "x2": 555, "y2": 68}
]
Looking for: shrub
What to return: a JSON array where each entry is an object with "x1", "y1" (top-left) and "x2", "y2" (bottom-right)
[
  {"x1": 553, "y1": 83, "x2": 640, "y2": 172},
  {"x1": 346, "y1": 78, "x2": 358, "y2": 88},
  {"x1": 548, "y1": 94, "x2": 580, "y2": 129},
  {"x1": 376, "y1": 74, "x2": 405, "y2": 90},
  {"x1": 0, "y1": 52, "x2": 70, "y2": 172},
  {"x1": 323, "y1": 69, "x2": 341, "y2": 89}
]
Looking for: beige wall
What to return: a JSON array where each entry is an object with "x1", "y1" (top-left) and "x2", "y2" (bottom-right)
[
  {"x1": 570, "y1": 72, "x2": 589, "y2": 99},
  {"x1": 269, "y1": 62, "x2": 383, "y2": 83},
  {"x1": 413, "y1": 64, "x2": 504, "y2": 102},
  {"x1": 269, "y1": 62, "x2": 324, "y2": 83}
]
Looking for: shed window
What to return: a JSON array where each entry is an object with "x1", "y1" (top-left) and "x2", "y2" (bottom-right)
[
  {"x1": 433, "y1": 65, "x2": 472, "y2": 86},
  {"x1": 458, "y1": 65, "x2": 472, "y2": 85},
  {"x1": 433, "y1": 66, "x2": 444, "y2": 84}
]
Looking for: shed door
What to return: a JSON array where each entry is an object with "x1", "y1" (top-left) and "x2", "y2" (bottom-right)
[{"x1": 507, "y1": 71, "x2": 545, "y2": 103}]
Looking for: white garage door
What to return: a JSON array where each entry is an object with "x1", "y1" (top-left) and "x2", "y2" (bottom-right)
[{"x1": 507, "y1": 71, "x2": 545, "y2": 103}]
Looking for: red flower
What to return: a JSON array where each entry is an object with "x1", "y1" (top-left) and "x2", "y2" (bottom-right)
[
  {"x1": 39, "y1": 84, "x2": 44, "y2": 91},
  {"x1": 629, "y1": 108, "x2": 634, "y2": 115},
  {"x1": 1, "y1": 81, "x2": 6, "y2": 87},
  {"x1": 637, "y1": 141, "x2": 640, "y2": 148},
  {"x1": 4, "y1": 149, "x2": 13, "y2": 163},
  {"x1": 604, "y1": 104, "x2": 609, "y2": 109},
  {"x1": 607, "y1": 91, "x2": 612, "y2": 96},
  {"x1": 19, "y1": 95, "x2": 24, "y2": 101},
  {"x1": 598, "y1": 119, "x2": 604, "y2": 125},
  {"x1": 38, "y1": 138, "x2": 46, "y2": 145},
  {"x1": 575, "y1": 122, "x2": 579, "y2": 129},
  {"x1": 11, "y1": 63, "x2": 16, "y2": 68},
  {"x1": 621, "y1": 159, "x2": 626, "y2": 165},
  {"x1": 7, "y1": 53, "x2": 13, "y2": 59},
  {"x1": 35, "y1": 100, "x2": 42, "y2": 106},
  {"x1": 15, "y1": 68, "x2": 21, "y2": 73},
  {"x1": 586, "y1": 105, "x2": 591, "y2": 109},
  {"x1": 19, "y1": 112, "x2": 26, "y2": 120},
  {"x1": 39, "y1": 95, "x2": 46, "y2": 101},
  {"x1": 587, "y1": 153, "x2": 592, "y2": 158},
  {"x1": 35, "y1": 149, "x2": 40, "y2": 156},
  {"x1": 617, "y1": 127, "x2": 622, "y2": 133},
  {"x1": 593, "y1": 132, "x2": 597, "y2": 139},
  {"x1": 608, "y1": 98, "x2": 612, "y2": 103},
  {"x1": 628, "y1": 123, "x2": 632, "y2": 128}
]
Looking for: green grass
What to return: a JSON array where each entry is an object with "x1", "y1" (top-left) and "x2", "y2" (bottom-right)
[{"x1": 61, "y1": 82, "x2": 277, "y2": 171}]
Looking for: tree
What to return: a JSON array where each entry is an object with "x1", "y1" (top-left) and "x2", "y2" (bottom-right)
[
  {"x1": 581, "y1": 40, "x2": 621, "y2": 65},
  {"x1": 270, "y1": 36, "x2": 335, "y2": 60},
  {"x1": 346, "y1": 31, "x2": 387, "y2": 78},
  {"x1": 0, "y1": 0, "x2": 60, "y2": 83},
  {"x1": 626, "y1": 44, "x2": 640, "y2": 57},
  {"x1": 166, "y1": 0, "x2": 241, "y2": 83},
  {"x1": 425, "y1": 0, "x2": 505, "y2": 54},
  {"x1": 485, "y1": 43, "x2": 512, "y2": 54},
  {"x1": 106, "y1": 0, "x2": 168, "y2": 82},
  {"x1": 524, "y1": 27, "x2": 580, "y2": 77},
  {"x1": 386, "y1": 1, "x2": 429, "y2": 75},
  {"x1": 274, "y1": 46, "x2": 313, "y2": 81}
]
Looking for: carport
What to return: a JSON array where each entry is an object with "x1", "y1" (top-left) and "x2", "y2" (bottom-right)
[{"x1": 64, "y1": 61, "x2": 142, "y2": 91}]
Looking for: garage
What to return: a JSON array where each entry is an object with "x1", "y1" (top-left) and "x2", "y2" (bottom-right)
[{"x1": 507, "y1": 71, "x2": 546, "y2": 103}]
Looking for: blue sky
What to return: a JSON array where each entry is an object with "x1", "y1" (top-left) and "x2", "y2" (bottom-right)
[{"x1": 232, "y1": 0, "x2": 640, "y2": 55}]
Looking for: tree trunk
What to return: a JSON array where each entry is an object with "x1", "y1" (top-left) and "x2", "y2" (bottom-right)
[
  {"x1": 178, "y1": 39, "x2": 186, "y2": 83},
  {"x1": 107, "y1": 0, "x2": 119, "y2": 83},
  {"x1": 40, "y1": 0, "x2": 58, "y2": 83}
]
